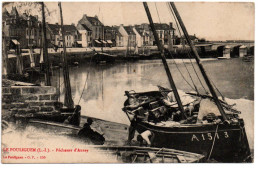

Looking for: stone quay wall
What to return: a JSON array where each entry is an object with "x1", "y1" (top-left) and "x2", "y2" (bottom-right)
[{"x1": 2, "y1": 85, "x2": 59, "y2": 117}]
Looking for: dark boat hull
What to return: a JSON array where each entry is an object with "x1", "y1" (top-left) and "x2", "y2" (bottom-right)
[
  {"x1": 29, "y1": 105, "x2": 81, "y2": 126},
  {"x1": 93, "y1": 53, "x2": 116, "y2": 64},
  {"x1": 134, "y1": 120, "x2": 251, "y2": 162}
]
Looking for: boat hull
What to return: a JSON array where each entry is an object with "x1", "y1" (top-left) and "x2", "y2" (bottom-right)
[
  {"x1": 134, "y1": 120, "x2": 251, "y2": 162},
  {"x1": 91, "y1": 145, "x2": 205, "y2": 163},
  {"x1": 30, "y1": 105, "x2": 81, "y2": 126},
  {"x1": 93, "y1": 53, "x2": 116, "y2": 64}
]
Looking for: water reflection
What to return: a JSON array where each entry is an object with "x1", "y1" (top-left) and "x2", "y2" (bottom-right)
[{"x1": 50, "y1": 58, "x2": 254, "y2": 125}]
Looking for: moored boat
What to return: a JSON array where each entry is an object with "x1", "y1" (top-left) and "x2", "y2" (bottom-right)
[
  {"x1": 90, "y1": 145, "x2": 205, "y2": 163},
  {"x1": 25, "y1": 2, "x2": 81, "y2": 126},
  {"x1": 25, "y1": 119, "x2": 205, "y2": 163},
  {"x1": 122, "y1": 2, "x2": 252, "y2": 162},
  {"x1": 122, "y1": 89, "x2": 251, "y2": 162},
  {"x1": 93, "y1": 52, "x2": 116, "y2": 64}
]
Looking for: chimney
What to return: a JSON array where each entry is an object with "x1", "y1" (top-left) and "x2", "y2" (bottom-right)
[
  {"x1": 169, "y1": 22, "x2": 173, "y2": 28},
  {"x1": 94, "y1": 15, "x2": 98, "y2": 19},
  {"x1": 56, "y1": 22, "x2": 59, "y2": 25}
]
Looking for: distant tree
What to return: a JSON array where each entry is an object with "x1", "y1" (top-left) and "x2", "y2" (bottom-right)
[
  {"x1": 199, "y1": 38, "x2": 206, "y2": 42},
  {"x1": 2, "y1": 2, "x2": 56, "y2": 21}
]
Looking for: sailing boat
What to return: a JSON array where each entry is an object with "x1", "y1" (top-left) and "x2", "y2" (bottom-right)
[
  {"x1": 32, "y1": 2, "x2": 81, "y2": 126},
  {"x1": 92, "y1": 38, "x2": 116, "y2": 64},
  {"x1": 122, "y1": 2, "x2": 251, "y2": 162}
]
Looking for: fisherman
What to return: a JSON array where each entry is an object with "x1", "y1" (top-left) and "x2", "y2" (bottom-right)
[
  {"x1": 78, "y1": 118, "x2": 105, "y2": 145},
  {"x1": 163, "y1": 91, "x2": 200, "y2": 121},
  {"x1": 78, "y1": 118, "x2": 94, "y2": 137},
  {"x1": 137, "y1": 130, "x2": 155, "y2": 147},
  {"x1": 125, "y1": 93, "x2": 140, "y2": 110},
  {"x1": 127, "y1": 114, "x2": 138, "y2": 145}
]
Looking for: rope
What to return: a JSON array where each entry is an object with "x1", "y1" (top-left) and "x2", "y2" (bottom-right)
[
  {"x1": 167, "y1": 2, "x2": 207, "y2": 94},
  {"x1": 187, "y1": 51, "x2": 208, "y2": 94},
  {"x1": 167, "y1": 50, "x2": 196, "y2": 91},
  {"x1": 77, "y1": 53, "x2": 94, "y2": 105},
  {"x1": 58, "y1": 50, "x2": 61, "y2": 101},
  {"x1": 170, "y1": 2, "x2": 209, "y2": 94},
  {"x1": 155, "y1": 3, "x2": 162, "y2": 24},
  {"x1": 208, "y1": 75, "x2": 226, "y2": 101},
  {"x1": 155, "y1": 3, "x2": 197, "y2": 93},
  {"x1": 167, "y1": 3, "x2": 181, "y2": 37},
  {"x1": 182, "y1": 59, "x2": 199, "y2": 93},
  {"x1": 207, "y1": 124, "x2": 219, "y2": 160}
]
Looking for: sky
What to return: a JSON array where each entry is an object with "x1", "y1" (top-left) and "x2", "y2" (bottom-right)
[{"x1": 3, "y1": 2, "x2": 255, "y2": 41}]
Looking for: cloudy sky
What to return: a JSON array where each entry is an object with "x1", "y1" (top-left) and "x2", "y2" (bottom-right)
[{"x1": 3, "y1": 2, "x2": 255, "y2": 41}]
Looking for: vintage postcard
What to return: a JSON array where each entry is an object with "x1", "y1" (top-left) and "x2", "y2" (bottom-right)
[{"x1": 1, "y1": 1, "x2": 254, "y2": 163}]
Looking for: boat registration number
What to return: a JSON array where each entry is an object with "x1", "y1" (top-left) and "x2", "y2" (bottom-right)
[{"x1": 191, "y1": 132, "x2": 229, "y2": 141}]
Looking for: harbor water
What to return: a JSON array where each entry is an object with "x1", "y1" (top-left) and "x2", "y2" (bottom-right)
[
  {"x1": 2, "y1": 57, "x2": 254, "y2": 163},
  {"x1": 51, "y1": 57, "x2": 254, "y2": 149}
]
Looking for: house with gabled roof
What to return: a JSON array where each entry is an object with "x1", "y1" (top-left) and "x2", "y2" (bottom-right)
[
  {"x1": 2, "y1": 6, "x2": 42, "y2": 49},
  {"x1": 46, "y1": 23, "x2": 59, "y2": 47},
  {"x1": 77, "y1": 14, "x2": 104, "y2": 47},
  {"x1": 104, "y1": 26, "x2": 118, "y2": 47},
  {"x1": 135, "y1": 23, "x2": 175, "y2": 46},
  {"x1": 133, "y1": 27, "x2": 150, "y2": 47},
  {"x1": 124, "y1": 26, "x2": 136, "y2": 48},
  {"x1": 77, "y1": 23, "x2": 92, "y2": 47},
  {"x1": 47, "y1": 23, "x2": 79, "y2": 48},
  {"x1": 151, "y1": 22, "x2": 175, "y2": 46},
  {"x1": 117, "y1": 25, "x2": 128, "y2": 47},
  {"x1": 115, "y1": 29, "x2": 124, "y2": 47},
  {"x1": 117, "y1": 25, "x2": 137, "y2": 47}
]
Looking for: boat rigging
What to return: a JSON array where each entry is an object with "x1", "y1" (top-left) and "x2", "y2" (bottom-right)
[{"x1": 122, "y1": 2, "x2": 251, "y2": 162}]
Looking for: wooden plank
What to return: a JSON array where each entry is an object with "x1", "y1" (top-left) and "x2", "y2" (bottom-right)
[
  {"x1": 148, "y1": 152, "x2": 159, "y2": 163},
  {"x1": 176, "y1": 155, "x2": 187, "y2": 163},
  {"x1": 29, "y1": 120, "x2": 80, "y2": 130}
]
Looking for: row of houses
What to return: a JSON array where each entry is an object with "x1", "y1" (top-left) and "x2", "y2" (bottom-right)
[{"x1": 2, "y1": 6, "x2": 198, "y2": 49}]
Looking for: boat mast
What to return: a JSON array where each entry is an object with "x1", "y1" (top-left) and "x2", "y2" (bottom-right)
[
  {"x1": 41, "y1": 2, "x2": 51, "y2": 86},
  {"x1": 169, "y1": 2, "x2": 228, "y2": 120},
  {"x1": 2, "y1": 32, "x2": 8, "y2": 76},
  {"x1": 58, "y1": 2, "x2": 74, "y2": 108},
  {"x1": 143, "y1": 2, "x2": 185, "y2": 116}
]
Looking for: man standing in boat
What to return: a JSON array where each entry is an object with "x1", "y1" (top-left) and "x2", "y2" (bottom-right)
[
  {"x1": 163, "y1": 90, "x2": 199, "y2": 120},
  {"x1": 137, "y1": 130, "x2": 155, "y2": 147}
]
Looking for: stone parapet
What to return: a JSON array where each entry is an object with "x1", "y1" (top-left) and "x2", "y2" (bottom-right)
[{"x1": 2, "y1": 85, "x2": 59, "y2": 117}]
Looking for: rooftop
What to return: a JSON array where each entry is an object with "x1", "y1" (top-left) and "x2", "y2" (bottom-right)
[
  {"x1": 48, "y1": 24, "x2": 78, "y2": 35},
  {"x1": 82, "y1": 14, "x2": 103, "y2": 26},
  {"x1": 154, "y1": 23, "x2": 175, "y2": 30},
  {"x1": 48, "y1": 24, "x2": 60, "y2": 35},
  {"x1": 81, "y1": 24, "x2": 92, "y2": 31},
  {"x1": 124, "y1": 26, "x2": 135, "y2": 35}
]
